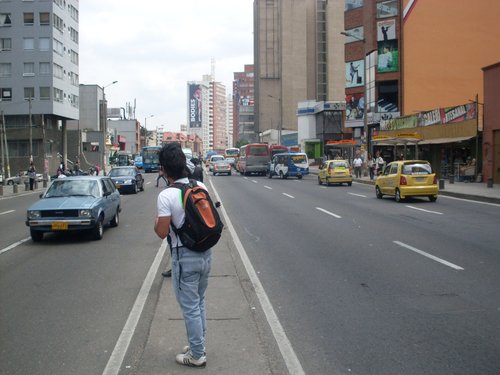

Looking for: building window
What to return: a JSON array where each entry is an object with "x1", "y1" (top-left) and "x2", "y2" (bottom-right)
[
  {"x1": 69, "y1": 5, "x2": 79, "y2": 22},
  {"x1": 0, "y1": 13, "x2": 12, "y2": 27},
  {"x1": 23, "y1": 62, "x2": 35, "y2": 76},
  {"x1": 23, "y1": 37, "x2": 35, "y2": 50},
  {"x1": 23, "y1": 12, "x2": 34, "y2": 25},
  {"x1": 53, "y1": 63, "x2": 63, "y2": 79},
  {"x1": 70, "y1": 27, "x2": 78, "y2": 43},
  {"x1": 53, "y1": 38, "x2": 63, "y2": 55},
  {"x1": 1, "y1": 88, "x2": 12, "y2": 101},
  {"x1": 70, "y1": 50, "x2": 78, "y2": 65},
  {"x1": 0, "y1": 38, "x2": 12, "y2": 51},
  {"x1": 39, "y1": 12, "x2": 50, "y2": 25},
  {"x1": 39, "y1": 62, "x2": 50, "y2": 75},
  {"x1": 24, "y1": 87, "x2": 35, "y2": 100},
  {"x1": 54, "y1": 87, "x2": 63, "y2": 102},
  {"x1": 0, "y1": 63, "x2": 11, "y2": 77},
  {"x1": 39, "y1": 37, "x2": 50, "y2": 51},
  {"x1": 53, "y1": 14, "x2": 63, "y2": 32},
  {"x1": 40, "y1": 86, "x2": 50, "y2": 100}
]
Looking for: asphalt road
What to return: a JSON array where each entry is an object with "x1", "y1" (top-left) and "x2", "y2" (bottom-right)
[
  {"x1": 210, "y1": 171, "x2": 500, "y2": 375},
  {"x1": 0, "y1": 179, "x2": 164, "y2": 375},
  {"x1": 1, "y1": 171, "x2": 499, "y2": 375}
]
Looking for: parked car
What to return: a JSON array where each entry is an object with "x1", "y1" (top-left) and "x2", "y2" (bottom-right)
[
  {"x1": 317, "y1": 160, "x2": 352, "y2": 186},
  {"x1": 208, "y1": 155, "x2": 225, "y2": 172},
  {"x1": 108, "y1": 166, "x2": 144, "y2": 194},
  {"x1": 5, "y1": 171, "x2": 43, "y2": 185},
  {"x1": 25, "y1": 176, "x2": 121, "y2": 241},
  {"x1": 375, "y1": 160, "x2": 438, "y2": 202},
  {"x1": 212, "y1": 160, "x2": 232, "y2": 176}
]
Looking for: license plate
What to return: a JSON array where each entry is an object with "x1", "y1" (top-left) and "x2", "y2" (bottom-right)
[
  {"x1": 115, "y1": 183, "x2": 121, "y2": 188},
  {"x1": 52, "y1": 222, "x2": 68, "y2": 230},
  {"x1": 415, "y1": 177, "x2": 425, "y2": 182}
]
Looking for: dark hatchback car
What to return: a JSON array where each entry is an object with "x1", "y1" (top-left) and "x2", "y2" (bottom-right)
[
  {"x1": 108, "y1": 166, "x2": 144, "y2": 194},
  {"x1": 26, "y1": 176, "x2": 121, "y2": 241}
]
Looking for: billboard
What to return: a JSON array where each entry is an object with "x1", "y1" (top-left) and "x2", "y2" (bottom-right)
[
  {"x1": 188, "y1": 84, "x2": 202, "y2": 128},
  {"x1": 345, "y1": 59, "x2": 365, "y2": 88}
]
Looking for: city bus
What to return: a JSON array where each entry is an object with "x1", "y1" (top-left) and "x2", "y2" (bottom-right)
[
  {"x1": 141, "y1": 145, "x2": 162, "y2": 173},
  {"x1": 237, "y1": 143, "x2": 269, "y2": 176},
  {"x1": 268, "y1": 144, "x2": 288, "y2": 160},
  {"x1": 224, "y1": 147, "x2": 240, "y2": 169}
]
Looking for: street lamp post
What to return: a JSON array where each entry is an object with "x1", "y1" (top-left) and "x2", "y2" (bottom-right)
[
  {"x1": 267, "y1": 95, "x2": 281, "y2": 144},
  {"x1": 101, "y1": 81, "x2": 118, "y2": 171}
]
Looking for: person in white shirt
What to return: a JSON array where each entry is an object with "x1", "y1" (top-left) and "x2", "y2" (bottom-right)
[{"x1": 353, "y1": 155, "x2": 363, "y2": 178}]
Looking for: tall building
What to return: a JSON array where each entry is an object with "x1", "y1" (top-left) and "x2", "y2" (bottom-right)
[
  {"x1": 226, "y1": 93, "x2": 234, "y2": 147},
  {"x1": 211, "y1": 81, "x2": 227, "y2": 151},
  {"x1": 187, "y1": 76, "x2": 227, "y2": 153},
  {"x1": 253, "y1": 0, "x2": 345, "y2": 145},
  {"x1": 233, "y1": 64, "x2": 255, "y2": 144},
  {"x1": 0, "y1": 0, "x2": 79, "y2": 176}
]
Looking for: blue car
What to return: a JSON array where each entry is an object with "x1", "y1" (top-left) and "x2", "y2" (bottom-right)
[
  {"x1": 108, "y1": 166, "x2": 144, "y2": 194},
  {"x1": 26, "y1": 176, "x2": 121, "y2": 241},
  {"x1": 134, "y1": 155, "x2": 143, "y2": 169}
]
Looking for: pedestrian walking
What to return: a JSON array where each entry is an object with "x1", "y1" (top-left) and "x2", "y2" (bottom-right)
[
  {"x1": 367, "y1": 153, "x2": 375, "y2": 180},
  {"x1": 353, "y1": 155, "x2": 363, "y2": 178},
  {"x1": 27, "y1": 162, "x2": 36, "y2": 190},
  {"x1": 154, "y1": 142, "x2": 212, "y2": 368},
  {"x1": 375, "y1": 151, "x2": 385, "y2": 175}
]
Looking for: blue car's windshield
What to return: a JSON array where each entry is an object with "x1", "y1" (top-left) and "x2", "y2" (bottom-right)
[{"x1": 45, "y1": 180, "x2": 99, "y2": 198}]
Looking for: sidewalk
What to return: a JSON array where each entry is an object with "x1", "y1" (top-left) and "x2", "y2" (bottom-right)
[
  {"x1": 135, "y1": 233, "x2": 285, "y2": 375},
  {"x1": 308, "y1": 165, "x2": 500, "y2": 204}
]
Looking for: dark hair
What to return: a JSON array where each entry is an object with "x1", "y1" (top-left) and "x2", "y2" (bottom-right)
[{"x1": 159, "y1": 142, "x2": 187, "y2": 180}]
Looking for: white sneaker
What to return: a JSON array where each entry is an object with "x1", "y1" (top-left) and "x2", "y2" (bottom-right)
[{"x1": 175, "y1": 350, "x2": 207, "y2": 368}]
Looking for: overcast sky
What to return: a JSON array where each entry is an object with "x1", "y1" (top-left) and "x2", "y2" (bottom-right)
[{"x1": 79, "y1": 0, "x2": 254, "y2": 131}]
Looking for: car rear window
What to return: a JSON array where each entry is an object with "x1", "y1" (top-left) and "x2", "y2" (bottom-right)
[{"x1": 402, "y1": 163, "x2": 432, "y2": 175}]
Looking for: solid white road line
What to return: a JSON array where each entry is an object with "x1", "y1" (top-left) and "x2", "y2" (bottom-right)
[
  {"x1": 405, "y1": 205, "x2": 443, "y2": 215},
  {"x1": 102, "y1": 240, "x2": 167, "y2": 375},
  {"x1": 315, "y1": 207, "x2": 342, "y2": 219},
  {"x1": 393, "y1": 241, "x2": 464, "y2": 271},
  {"x1": 282, "y1": 193, "x2": 295, "y2": 199},
  {"x1": 0, "y1": 209, "x2": 15, "y2": 215},
  {"x1": 209, "y1": 180, "x2": 306, "y2": 375},
  {"x1": 252, "y1": 180, "x2": 258, "y2": 183},
  {"x1": 264, "y1": 186, "x2": 273, "y2": 190},
  {"x1": 348, "y1": 192, "x2": 366, "y2": 198},
  {"x1": 0, "y1": 238, "x2": 31, "y2": 256}
]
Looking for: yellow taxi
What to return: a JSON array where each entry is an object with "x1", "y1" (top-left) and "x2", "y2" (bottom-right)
[
  {"x1": 375, "y1": 160, "x2": 438, "y2": 202},
  {"x1": 317, "y1": 160, "x2": 352, "y2": 186}
]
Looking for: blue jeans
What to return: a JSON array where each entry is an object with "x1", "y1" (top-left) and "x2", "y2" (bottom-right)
[{"x1": 171, "y1": 246, "x2": 212, "y2": 359}]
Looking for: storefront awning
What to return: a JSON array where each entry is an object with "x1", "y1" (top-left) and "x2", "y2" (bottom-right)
[{"x1": 418, "y1": 136, "x2": 474, "y2": 145}]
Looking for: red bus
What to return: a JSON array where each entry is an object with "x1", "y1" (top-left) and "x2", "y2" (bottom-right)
[
  {"x1": 237, "y1": 143, "x2": 269, "y2": 176},
  {"x1": 268, "y1": 144, "x2": 288, "y2": 160}
]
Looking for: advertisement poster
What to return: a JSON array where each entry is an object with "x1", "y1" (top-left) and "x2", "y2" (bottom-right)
[
  {"x1": 376, "y1": 0, "x2": 398, "y2": 19},
  {"x1": 345, "y1": 93, "x2": 365, "y2": 128},
  {"x1": 345, "y1": 0, "x2": 363, "y2": 11},
  {"x1": 440, "y1": 103, "x2": 476, "y2": 124},
  {"x1": 376, "y1": 19, "x2": 398, "y2": 73},
  {"x1": 188, "y1": 84, "x2": 202, "y2": 128},
  {"x1": 345, "y1": 59, "x2": 364, "y2": 88}
]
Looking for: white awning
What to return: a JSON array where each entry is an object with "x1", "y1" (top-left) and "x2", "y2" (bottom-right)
[{"x1": 418, "y1": 136, "x2": 474, "y2": 145}]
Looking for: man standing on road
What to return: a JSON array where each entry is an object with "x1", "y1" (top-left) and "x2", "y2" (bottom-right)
[{"x1": 154, "y1": 142, "x2": 211, "y2": 368}]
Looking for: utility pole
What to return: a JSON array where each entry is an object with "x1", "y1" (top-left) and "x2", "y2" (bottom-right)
[
  {"x1": 29, "y1": 96, "x2": 33, "y2": 163},
  {"x1": 2, "y1": 111, "x2": 11, "y2": 178}
]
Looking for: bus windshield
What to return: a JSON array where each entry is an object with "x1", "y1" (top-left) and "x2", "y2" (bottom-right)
[
  {"x1": 248, "y1": 145, "x2": 268, "y2": 156},
  {"x1": 142, "y1": 146, "x2": 161, "y2": 172},
  {"x1": 225, "y1": 148, "x2": 240, "y2": 158}
]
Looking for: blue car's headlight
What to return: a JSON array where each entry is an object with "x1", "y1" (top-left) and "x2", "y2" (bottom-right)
[
  {"x1": 79, "y1": 209, "x2": 92, "y2": 217},
  {"x1": 124, "y1": 179, "x2": 133, "y2": 184},
  {"x1": 28, "y1": 210, "x2": 41, "y2": 219}
]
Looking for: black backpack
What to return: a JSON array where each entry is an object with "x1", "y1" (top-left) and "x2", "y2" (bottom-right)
[{"x1": 169, "y1": 180, "x2": 223, "y2": 252}]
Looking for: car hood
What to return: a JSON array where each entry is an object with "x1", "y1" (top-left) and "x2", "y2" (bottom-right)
[{"x1": 29, "y1": 196, "x2": 99, "y2": 210}]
